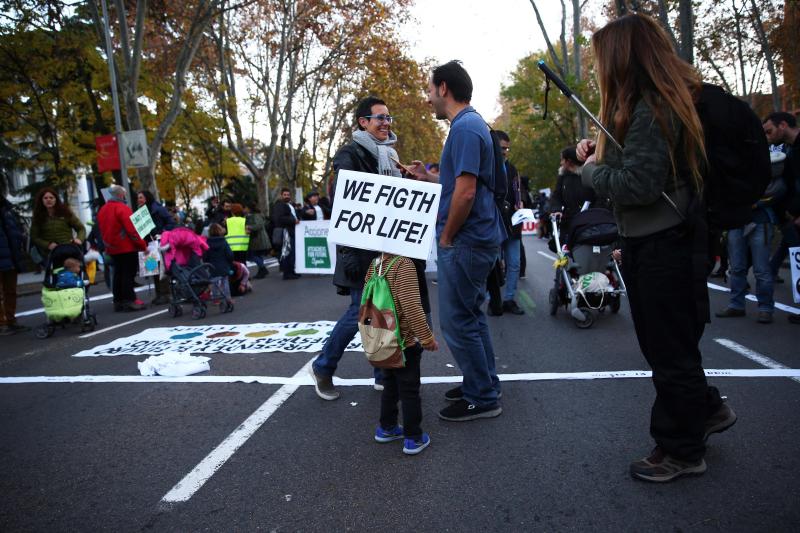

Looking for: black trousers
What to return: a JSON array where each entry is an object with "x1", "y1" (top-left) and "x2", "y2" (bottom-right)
[
  {"x1": 111, "y1": 252, "x2": 139, "y2": 304},
  {"x1": 379, "y1": 343, "x2": 423, "y2": 439},
  {"x1": 622, "y1": 227, "x2": 722, "y2": 461},
  {"x1": 279, "y1": 232, "x2": 297, "y2": 277},
  {"x1": 486, "y1": 261, "x2": 504, "y2": 313}
]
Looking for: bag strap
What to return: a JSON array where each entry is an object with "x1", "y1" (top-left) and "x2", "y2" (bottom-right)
[{"x1": 375, "y1": 254, "x2": 401, "y2": 277}]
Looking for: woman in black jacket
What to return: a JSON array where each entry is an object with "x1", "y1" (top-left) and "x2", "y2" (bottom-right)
[{"x1": 576, "y1": 14, "x2": 734, "y2": 483}]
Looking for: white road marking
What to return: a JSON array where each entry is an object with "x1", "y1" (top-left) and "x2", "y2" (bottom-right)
[
  {"x1": 16, "y1": 259, "x2": 279, "y2": 319},
  {"x1": 537, "y1": 251, "x2": 557, "y2": 261},
  {"x1": 536, "y1": 252, "x2": 800, "y2": 315},
  {"x1": 78, "y1": 310, "x2": 168, "y2": 339},
  {"x1": 714, "y1": 338, "x2": 800, "y2": 384},
  {"x1": 707, "y1": 282, "x2": 800, "y2": 315},
  {"x1": 15, "y1": 286, "x2": 150, "y2": 318},
  {"x1": 3, "y1": 368, "x2": 799, "y2": 386},
  {"x1": 159, "y1": 358, "x2": 312, "y2": 504}
]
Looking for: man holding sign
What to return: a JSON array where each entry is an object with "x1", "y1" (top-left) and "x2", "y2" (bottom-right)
[
  {"x1": 97, "y1": 185, "x2": 147, "y2": 312},
  {"x1": 410, "y1": 61, "x2": 507, "y2": 421},
  {"x1": 310, "y1": 96, "x2": 402, "y2": 399}
]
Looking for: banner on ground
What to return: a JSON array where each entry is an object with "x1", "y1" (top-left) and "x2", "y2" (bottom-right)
[
  {"x1": 120, "y1": 130, "x2": 149, "y2": 168},
  {"x1": 72, "y1": 322, "x2": 363, "y2": 357},
  {"x1": 295, "y1": 220, "x2": 336, "y2": 274},
  {"x1": 130, "y1": 205, "x2": 155, "y2": 239},
  {"x1": 328, "y1": 170, "x2": 441, "y2": 260},
  {"x1": 790, "y1": 246, "x2": 800, "y2": 304}
]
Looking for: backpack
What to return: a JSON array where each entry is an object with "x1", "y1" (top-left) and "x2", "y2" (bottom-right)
[
  {"x1": 358, "y1": 255, "x2": 406, "y2": 369},
  {"x1": 465, "y1": 110, "x2": 510, "y2": 231},
  {"x1": 696, "y1": 84, "x2": 771, "y2": 230}
]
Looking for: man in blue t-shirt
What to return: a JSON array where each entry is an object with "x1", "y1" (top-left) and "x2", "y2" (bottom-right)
[{"x1": 409, "y1": 60, "x2": 506, "y2": 421}]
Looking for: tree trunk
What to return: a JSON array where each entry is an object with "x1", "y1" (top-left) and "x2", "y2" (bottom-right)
[
  {"x1": 749, "y1": 0, "x2": 781, "y2": 110},
  {"x1": 732, "y1": 0, "x2": 750, "y2": 102},
  {"x1": 678, "y1": 0, "x2": 694, "y2": 64},
  {"x1": 571, "y1": 0, "x2": 586, "y2": 138}
]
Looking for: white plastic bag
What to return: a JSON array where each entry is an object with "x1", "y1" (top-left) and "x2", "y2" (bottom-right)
[{"x1": 138, "y1": 351, "x2": 210, "y2": 377}]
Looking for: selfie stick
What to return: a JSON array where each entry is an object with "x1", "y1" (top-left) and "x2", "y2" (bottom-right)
[
  {"x1": 536, "y1": 60, "x2": 623, "y2": 152},
  {"x1": 537, "y1": 60, "x2": 684, "y2": 220}
]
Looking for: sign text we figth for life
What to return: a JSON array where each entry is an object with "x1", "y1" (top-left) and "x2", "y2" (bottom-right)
[{"x1": 328, "y1": 170, "x2": 441, "y2": 260}]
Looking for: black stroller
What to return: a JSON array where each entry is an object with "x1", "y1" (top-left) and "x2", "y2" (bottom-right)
[
  {"x1": 166, "y1": 255, "x2": 232, "y2": 319},
  {"x1": 548, "y1": 208, "x2": 627, "y2": 328},
  {"x1": 35, "y1": 243, "x2": 97, "y2": 338}
]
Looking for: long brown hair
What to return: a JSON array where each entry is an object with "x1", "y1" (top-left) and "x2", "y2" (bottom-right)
[
  {"x1": 32, "y1": 187, "x2": 75, "y2": 224},
  {"x1": 592, "y1": 14, "x2": 705, "y2": 191}
]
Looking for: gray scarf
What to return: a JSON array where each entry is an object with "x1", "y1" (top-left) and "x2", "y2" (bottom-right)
[{"x1": 352, "y1": 129, "x2": 402, "y2": 177}]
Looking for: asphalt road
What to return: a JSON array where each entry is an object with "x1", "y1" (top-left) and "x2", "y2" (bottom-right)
[{"x1": 1, "y1": 236, "x2": 798, "y2": 532}]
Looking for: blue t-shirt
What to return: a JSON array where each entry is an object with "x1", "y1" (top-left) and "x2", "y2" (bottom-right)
[{"x1": 437, "y1": 106, "x2": 506, "y2": 246}]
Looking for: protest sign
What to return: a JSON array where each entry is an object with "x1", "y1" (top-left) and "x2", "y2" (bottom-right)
[
  {"x1": 328, "y1": 170, "x2": 441, "y2": 260},
  {"x1": 120, "y1": 130, "x2": 149, "y2": 168},
  {"x1": 138, "y1": 240, "x2": 162, "y2": 277},
  {"x1": 130, "y1": 205, "x2": 155, "y2": 239},
  {"x1": 72, "y1": 321, "x2": 363, "y2": 357},
  {"x1": 295, "y1": 220, "x2": 336, "y2": 274},
  {"x1": 790, "y1": 246, "x2": 800, "y2": 304}
]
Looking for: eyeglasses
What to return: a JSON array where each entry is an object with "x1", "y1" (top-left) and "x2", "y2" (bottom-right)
[{"x1": 363, "y1": 114, "x2": 393, "y2": 123}]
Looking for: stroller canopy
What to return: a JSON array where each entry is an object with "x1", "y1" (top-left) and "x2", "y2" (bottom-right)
[{"x1": 567, "y1": 208, "x2": 618, "y2": 247}]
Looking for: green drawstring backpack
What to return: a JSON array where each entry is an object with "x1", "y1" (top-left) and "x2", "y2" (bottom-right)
[{"x1": 358, "y1": 255, "x2": 405, "y2": 369}]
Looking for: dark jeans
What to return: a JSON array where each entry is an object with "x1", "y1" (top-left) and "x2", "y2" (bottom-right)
[
  {"x1": 379, "y1": 343, "x2": 423, "y2": 439},
  {"x1": 280, "y1": 232, "x2": 297, "y2": 277},
  {"x1": 312, "y1": 287, "x2": 381, "y2": 381},
  {"x1": 111, "y1": 252, "x2": 139, "y2": 304},
  {"x1": 622, "y1": 227, "x2": 722, "y2": 461},
  {"x1": 486, "y1": 260, "x2": 503, "y2": 314},
  {"x1": 0, "y1": 270, "x2": 18, "y2": 326}
]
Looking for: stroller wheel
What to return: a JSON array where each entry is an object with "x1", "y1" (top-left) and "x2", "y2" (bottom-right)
[
  {"x1": 191, "y1": 306, "x2": 207, "y2": 320},
  {"x1": 169, "y1": 304, "x2": 182, "y2": 318},
  {"x1": 548, "y1": 288, "x2": 559, "y2": 316},
  {"x1": 81, "y1": 319, "x2": 95, "y2": 333},
  {"x1": 35, "y1": 324, "x2": 54, "y2": 339},
  {"x1": 220, "y1": 301, "x2": 234, "y2": 314},
  {"x1": 573, "y1": 307, "x2": 595, "y2": 329},
  {"x1": 610, "y1": 296, "x2": 621, "y2": 314}
]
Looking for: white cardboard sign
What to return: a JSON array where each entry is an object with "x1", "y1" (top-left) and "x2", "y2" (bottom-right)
[
  {"x1": 295, "y1": 220, "x2": 336, "y2": 274},
  {"x1": 790, "y1": 246, "x2": 800, "y2": 304},
  {"x1": 328, "y1": 170, "x2": 441, "y2": 260}
]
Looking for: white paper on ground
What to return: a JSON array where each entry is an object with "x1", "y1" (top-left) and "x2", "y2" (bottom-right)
[{"x1": 138, "y1": 351, "x2": 211, "y2": 377}]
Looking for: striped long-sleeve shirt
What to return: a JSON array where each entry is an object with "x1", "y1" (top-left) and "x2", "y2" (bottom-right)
[{"x1": 364, "y1": 253, "x2": 434, "y2": 348}]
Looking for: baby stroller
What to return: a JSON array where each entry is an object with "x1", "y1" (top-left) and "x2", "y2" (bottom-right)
[
  {"x1": 35, "y1": 243, "x2": 97, "y2": 338},
  {"x1": 548, "y1": 208, "x2": 627, "y2": 329},
  {"x1": 165, "y1": 255, "x2": 214, "y2": 319}
]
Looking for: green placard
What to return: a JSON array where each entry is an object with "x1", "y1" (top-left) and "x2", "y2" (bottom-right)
[
  {"x1": 305, "y1": 237, "x2": 331, "y2": 269},
  {"x1": 130, "y1": 205, "x2": 156, "y2": 239}
]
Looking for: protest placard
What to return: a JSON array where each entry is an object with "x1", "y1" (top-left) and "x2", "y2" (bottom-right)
[
  {"x1": 327, "y1": 170, "x2": 441, "y2": 260},
  {"x1": 130, "y1": 205, "x2": 155, "y2": 239},
  {"x1": 295, "y1": 220, "x2": 336, "y2": 274},
  {"x1": 138, "y1": 240, "x2": 163, "y2": 277}
]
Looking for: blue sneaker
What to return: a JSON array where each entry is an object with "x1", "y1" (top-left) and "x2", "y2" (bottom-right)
[
  {"x1": 402, "y1": 433, "x2": 431, "y2": 455},
  {"x1": 374, "y1": 425, "x2": 404, "y2": 443}
]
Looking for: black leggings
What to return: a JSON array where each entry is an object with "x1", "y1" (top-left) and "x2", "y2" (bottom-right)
[{"x1": 379, "y1": 343, "x2": 423, "y2": 439}]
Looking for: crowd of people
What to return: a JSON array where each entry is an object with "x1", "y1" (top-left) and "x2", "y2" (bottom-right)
[{"x1": 0, "y1": 11, "x2": 796, "y2": 479}]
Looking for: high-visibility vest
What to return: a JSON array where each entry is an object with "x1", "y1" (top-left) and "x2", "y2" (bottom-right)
[{"x1": 225, "y1": 216, "x2": 250, "y2": 252}]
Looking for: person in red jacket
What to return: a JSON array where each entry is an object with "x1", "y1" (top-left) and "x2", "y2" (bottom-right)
[{"x1": 98, "y1": 185, "x2": 148, "y2": 311}]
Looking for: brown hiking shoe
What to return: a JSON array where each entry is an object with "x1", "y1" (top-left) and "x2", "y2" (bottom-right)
[
  {"x1": 309, "y1": 366, "x2": 339, "y2": 401},
  {"x1": 630, "y1": 447, "x2": 706, "y2": 482},
  {"x1": 704, "y1": 402, "x2": 737, "y2": 441}
]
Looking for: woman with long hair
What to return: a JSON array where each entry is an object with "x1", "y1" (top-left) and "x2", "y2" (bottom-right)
[
  {"x1": 576, "y1": 14, "x2": 735, "y2": 482},
  {"x1": 136, "y1": 190, "x2": 176, "y2": 305},
  {"x1": 30, "y1": 187, "x2": 86, "y2": 259}
]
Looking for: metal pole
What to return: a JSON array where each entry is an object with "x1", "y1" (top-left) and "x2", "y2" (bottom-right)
[{"x1": 100, "y1": 0, "x2": 131, "y2": 206}]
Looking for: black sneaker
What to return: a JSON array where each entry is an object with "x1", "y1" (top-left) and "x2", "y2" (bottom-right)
[
  {"x1": 444, "y1": 386, "x2": 502, "y2": 402},
  {"x1": 487, "y1": 307, "x2": 503, "y2": 316},
  {"x1": 438, "y1": 399, "x2": 502, "y2": 421},
  {"x1": 630, "y1": 447, "x2": 706, "y2": 482},
  {"x1": 704, "y1": 402, "x2": 737, "y2": 441},
  {"x1": 502, "y1": 300, "x2": 525, "y2": 315},
  {"x1": 309, "y1": 366, "x2": 339, "y2": 401}
]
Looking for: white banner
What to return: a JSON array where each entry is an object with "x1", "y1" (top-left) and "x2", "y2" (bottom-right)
[
  {"x1": 72, "y1": 322, "x2": 363, "y2": 357},
  {"x1": 790, "y1": 246, "x2": 800, "y2": 304},
  {"x1": 328, "y1": 170, "x2": 441, "y2": 260},
  {"x1": 121, "y1": 129, "x2": 149, "y2": 168},
  {"x1": 295, "y1": 221, "x2": 336, "y2": 274}
]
